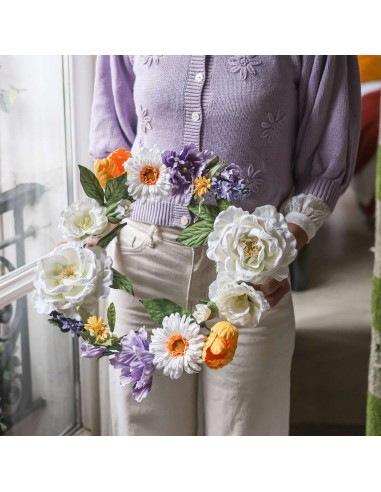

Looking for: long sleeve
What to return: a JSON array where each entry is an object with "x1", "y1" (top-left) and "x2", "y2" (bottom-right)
[
  {"x1": 89, "y1": 56, "x2": 137, "y2": 159},
  {"x1": 281, "y1": 55, "x2": 362, "y2": 242}
]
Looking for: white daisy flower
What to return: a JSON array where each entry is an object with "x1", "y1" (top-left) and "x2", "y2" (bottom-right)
[
  {"x1": 124, "y1": 146, "x2": 171, "y2": 203},
  {"x1": 150, "y1": 313, "x2": 205, "y2": 379}
]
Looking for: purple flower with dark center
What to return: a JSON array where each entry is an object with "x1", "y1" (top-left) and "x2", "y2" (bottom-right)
[
  {"x1": 109, "y1": 327, "x2": 155, "y2": 402},
  {"x1": 50, "y1": 311, "x2": 85, "y2": 337},
  {"x1": 80, "y1": 343, "x2": 111, "y2": 358},
  {"x1": 162, "y1": 144, "x2": 215, "y2": 204}
]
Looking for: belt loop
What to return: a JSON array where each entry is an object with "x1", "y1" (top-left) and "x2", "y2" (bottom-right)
[{"x1": 147, "y1": 224, "x2": 158, "y2": 248}]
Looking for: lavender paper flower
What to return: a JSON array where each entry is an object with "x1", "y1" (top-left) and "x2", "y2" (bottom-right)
[
  {"x1": 109, "y1": 327, "x2": 155, "y2": 402},
  {"x1": 50, "y1": 311, "x2": 85, "y2": 337},
  {"x1": 162, "y1": 144, "x2": 215, "y2": 204},
  {"x1": 80, "y1": 343, "x2": 111, "y2": 358},
  {"x1": 212, "y1": 178, "x2": 249, "y2": 201},
  {"x1": 220, "y1": 163, "x2": 242, "y2": 181}
]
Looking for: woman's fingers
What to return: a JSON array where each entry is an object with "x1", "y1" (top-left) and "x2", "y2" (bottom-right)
[
  {"x1": 257, "y1": 277, "x2": 290, "y2": 307},
  {"x1": 85, "y1": 237, "x2": 101, "y2": 248}
]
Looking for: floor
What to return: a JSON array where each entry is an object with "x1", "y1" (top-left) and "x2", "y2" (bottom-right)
[{"x1": 289, "y1": 187, "x2": 374, "y2": 435}]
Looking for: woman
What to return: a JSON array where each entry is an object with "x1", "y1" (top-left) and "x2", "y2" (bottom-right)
[{"x1": 89, "y1": 55, "x2": 361, "y2": 436}]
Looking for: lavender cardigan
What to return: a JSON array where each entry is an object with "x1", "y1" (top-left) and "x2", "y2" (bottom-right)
[{"x1": 89, "y1": 56, "x2": 361, "y2": 238}]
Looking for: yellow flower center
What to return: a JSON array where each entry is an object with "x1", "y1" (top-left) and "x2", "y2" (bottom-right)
[
  {"x1": 140, "y1": 165, "x2": 159, "y2": 185},
  {"x1": 193, "y1": 176, "x2": 212, "y2": 197},
  {"x1": 167, "y1": 334, "x2": 189, "y2": 357},
  {"x1": 84, "y1": 316, "x2": 110, "y2": 344},
  {"x1": 242, "y1": 237, "x2": 260, "y2": 258},
  {"x1": 78, "y1": 216, "x2": 93, "y2": 230},
  {"x1": 57, "y1": 265, "x2": 78, "y2": 284}
]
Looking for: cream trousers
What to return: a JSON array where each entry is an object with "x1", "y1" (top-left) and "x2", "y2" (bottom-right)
[{"x1": 107, "y1": 218, "x2": 296, "y2": 436}]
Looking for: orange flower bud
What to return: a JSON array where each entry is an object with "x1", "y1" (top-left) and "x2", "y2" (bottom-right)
[
  {"x1": 202, "y1": 321, "x2": 238, "y2": 369},
  {"x1": 94, "y1": 148, "x2": 131, "y2": 188}
]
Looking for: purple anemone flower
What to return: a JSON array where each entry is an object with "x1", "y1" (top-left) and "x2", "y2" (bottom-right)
[
  {"x1": 220, "y1": 163, "x2": 242, "y2": 181},
  {"x1": 162, "y1": 144, "x2": 215, "y2": 204},
  {"x1": 80, "y1": 343, "x2": 110, "y2": 358},
  {"x1": 109, "y1": 327, "x2": 155, "y2": 402},
  {"x1": 50, "y1": 311, "x2": 85, "y2": 337}
]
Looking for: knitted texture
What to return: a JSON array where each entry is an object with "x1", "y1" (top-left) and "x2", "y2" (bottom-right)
[
  {"x1": 366, "y1": 95, "x2": 381, "y2": 436},
  {"x1": 89, "y1": 56, "x2": 362, "y2": 229}
]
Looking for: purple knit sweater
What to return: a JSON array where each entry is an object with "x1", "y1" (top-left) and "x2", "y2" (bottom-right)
[{"x1": 89, "y1": 55, "x2": 361, "y2": 232}]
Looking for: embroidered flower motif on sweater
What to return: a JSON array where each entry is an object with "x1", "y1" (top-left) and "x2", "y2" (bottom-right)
[
  {"x1": 244, "y1": 164, "x2": 264, "y2": 194},
  {"x1": 260, "y1": 110, "x2": 285, "y2": 143},
  {"x1": 142, "y1": 55, "x2": 163, "y2": 67},
  {"x1": 140, "y1": 105, "x2": 152, "y2": 133},
  {"x1": 228, "y1": 56, "x2": 262, "y2": 80}
]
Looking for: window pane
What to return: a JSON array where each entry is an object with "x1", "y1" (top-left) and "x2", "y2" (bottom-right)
[
  {"x1": 1, "y1": 290, "x2": 78, "y2": 435},
  {"x1": 0, "y1": 55, "x2": 81, "y2": 435},
  {"x1": 0, "y1": 55, "x2": 69, "y2": 271}
]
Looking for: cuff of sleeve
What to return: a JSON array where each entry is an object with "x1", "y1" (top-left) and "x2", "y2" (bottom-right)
[
  {"x1": 285, "y1": 211, "x2": 317, "y2": 243},
  {"x1": 296, "y1": 179, "x2": 341, "y2": 210}
]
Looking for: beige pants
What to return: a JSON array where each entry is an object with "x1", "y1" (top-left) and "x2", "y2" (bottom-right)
[{"x1": 107, "y1": 219, "x2": 296, "y2": 436}]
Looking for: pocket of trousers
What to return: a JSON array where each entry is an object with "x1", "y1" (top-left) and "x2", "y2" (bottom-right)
[{"x1": 118, "y1": 220, "x2": 156, "y2": 254}]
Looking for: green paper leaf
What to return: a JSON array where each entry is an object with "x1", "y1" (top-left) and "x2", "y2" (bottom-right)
[
  {"x1": 80, "y1": 331, "x2": 92, "y2": 341},
  {"x1": 217, "y1": 199, "x2": 231, "y2": 212},
  {"x1": 78, "y1": 165, "x2": 105, "y2": 207},
  {"x1": 188, "y1": 203, "x2": 220, "y2": 222},
  {"x1": 111, "y1": 268, "x2": 134, "y2": 295},
  {"x1": 107, "y1": 303, "x2": 116, "y2": 332},
  {"x1": 48, "y1": 318, "x2": 62, "y2": 328},
  {"x1": 176, "y1": 219, "x2": 214, "y2": 248},
  {"x1": 77, "y1": 306, "x2": 92, "y2": 323},
  {"x1": 106, "y1": 216, "x2": 122, "y2": 224},
  {"x1": 204, "y1": 155, "x2": 220, "y2": 171},
  {"x1": 140, "y1": 299, "x2": 191, "y2": 325},
  {"x1": 104, "y1": 173, "x2": 131, "y2": 206},
  {"x1": 97, "y1": 223, "x2": 126, "y2": 249},
  {"x1": 207, "y1": 162, "x2": 228, "y2": 179}
]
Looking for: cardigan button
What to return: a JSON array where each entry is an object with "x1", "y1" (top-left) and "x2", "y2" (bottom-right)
[
  {"x1": 191, "y1": 111, "x2": 201, "y2": 122},
  {"x1": 195, "y1": 72, "x2": 204, "y2": 82},
  {"x1": 181, "y1": 215, "x2": 190, "y2": 226}
]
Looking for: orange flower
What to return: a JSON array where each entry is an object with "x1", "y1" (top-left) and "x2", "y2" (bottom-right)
[
  {"x1": 94, "y1": 148, "x2": 131, "y2": 188},
  {"x1": 202, "y1": 321, "x2": 238, "y2": 369}
]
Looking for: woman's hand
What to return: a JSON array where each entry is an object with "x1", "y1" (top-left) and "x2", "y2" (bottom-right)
[
  {"x1": 256, "y1": 277, "x2": 291, "y2": 307},
  {"x1": 53, "y1": 236, "x2": 102, "y2": 250},
  {"x1": 53, "y1": 223, "x2": 119, "y2": 250},
  {"x1": 254, "y1": 222, "x2": 308, "y2": 307}
]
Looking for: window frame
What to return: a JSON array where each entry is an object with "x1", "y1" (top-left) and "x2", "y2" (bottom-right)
[{"x1": 0, "y1": 55, "x2": 96, "y2": 435}]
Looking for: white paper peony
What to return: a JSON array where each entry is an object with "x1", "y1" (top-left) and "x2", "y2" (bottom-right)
[
  {"x1": 207, "y1": 205, "x2": 297, "y2": 284},
  {"x1": 209, "y1": 272, "x2": 269, "y2": 327},
  {"x1": 192, "y1": 303, "x2": 212, "y2": 323},
  {"x1": 58, "y1": 198, "x2": 109, "y2": 244},
  {"x1": 33, "y1": 244, "x2": 113, "y2": 319}
]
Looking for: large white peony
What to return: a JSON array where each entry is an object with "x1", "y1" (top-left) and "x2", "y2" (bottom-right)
[
  {"x1": 207, "y1": 205, "x2": 297, "y2": 284},
  {"x1": 58, "y1": 198, "x2": 109, "y2": 244},
  {"x1": 33, "y1": 244, "x2": 113, "y2": 319},
  {"x1": 209, "y1": 272, "x2": 269, "y2": 327}
]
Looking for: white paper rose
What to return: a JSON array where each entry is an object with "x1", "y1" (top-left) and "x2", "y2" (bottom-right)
[
  {"x1": 58, "y1": 198, "x2": 109, "y2": 244},
  {"x1": 33, "y1": 244, "x2": 113, "y2": 319},
  {"x1": 207, "y1": 205, "x2": 297, "y2": 284},
  {"x1": 209, "y1": 272, "x2": 269, "y2": 327},
  {"x1": 192, "y1": 303, "x2": 212, "y2": 323}
]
